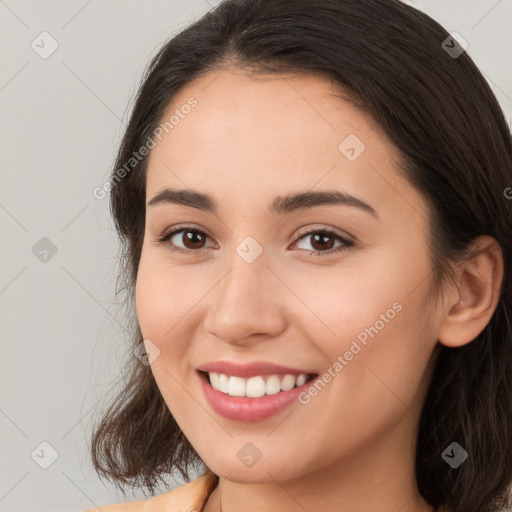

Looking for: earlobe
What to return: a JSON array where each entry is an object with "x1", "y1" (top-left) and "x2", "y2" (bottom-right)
[{"x1": 437, "y1": 235, "x2": 504, "y2": 348}]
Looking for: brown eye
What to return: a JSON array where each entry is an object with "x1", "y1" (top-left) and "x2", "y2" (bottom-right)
[
  {"x1": 179, "y1": 230, "x2": 207, "y2": 250},
  {"x1": 293, "y1": 228, "x2": 354, "y2": 257},
  {"x1": 155, "y1": 226, "x2": 354, "y2": 257},
  {"x1": 309, "y1": 232, "x2": 336, "y2": 251},
  {"x1": 154, "y1": 226, "x2": 214, "y2": 255}
]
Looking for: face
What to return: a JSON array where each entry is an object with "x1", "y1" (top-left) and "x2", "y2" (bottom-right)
[{"x1": 135, "y1": 67, "x2": 442, "y2": 483}]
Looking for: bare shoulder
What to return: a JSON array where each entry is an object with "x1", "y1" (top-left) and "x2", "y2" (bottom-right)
[{"x1": 80, "y1": 470, "x2": 218, "y2": 512}]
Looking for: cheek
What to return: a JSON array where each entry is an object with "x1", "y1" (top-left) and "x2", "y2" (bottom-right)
[
  {"x1": 135, "y1": 256, "x2": 177, "y2": 345},
  {"x1": 299, "y1": 249, "x2": 435, "y2": 398},
  {"x1": 135, "y1": 262, "x2": 200, "y2": 412},
  {"x1": 135, "y1": 269, "x2": 163, "y2": 338},
  {"x1": 328, "y1": 291, "x2": 435, "y2": 428},
  {"x1": 283, "y1": 254, "x2": 404, "y2": 343},
  {"x1": 135, "y1": 258, "x2": 212, "y2": 350}
]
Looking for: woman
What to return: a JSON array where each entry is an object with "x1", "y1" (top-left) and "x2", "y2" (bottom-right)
[{"x1": 84, "y1": 1, "x2": 512, "y2": 511}]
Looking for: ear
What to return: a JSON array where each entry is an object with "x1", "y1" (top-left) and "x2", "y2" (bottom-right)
[{"x1": 437, "y1": 235, "x2": 504, "y2": 348}]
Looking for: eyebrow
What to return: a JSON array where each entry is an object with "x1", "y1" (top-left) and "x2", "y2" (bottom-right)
[{"x1": 147, "y1": 188, "x2": 378, "y2": 218}]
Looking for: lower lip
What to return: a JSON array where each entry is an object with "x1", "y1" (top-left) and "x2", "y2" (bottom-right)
[{"x1": 197, "y1": 371, "x2": 318, "y2": 422}]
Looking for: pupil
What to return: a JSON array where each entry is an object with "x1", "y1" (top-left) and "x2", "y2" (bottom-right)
[
  {"x1": 185, "y1": 231, "x2": 204, "y2": 248},
  {"x1": 313, "y1": 233, "x2": 334, "y2": 250}
]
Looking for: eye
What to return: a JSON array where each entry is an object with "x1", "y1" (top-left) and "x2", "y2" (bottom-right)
[
  {"x1": 153, "y1": 225, "x2": 215, "y2": 255},
  {"x1": 153, "y1": 225, "x2": 354, "y2": 257},
  {"x1": 291, "y1": 228, "x2": 354, "y2": 257}
]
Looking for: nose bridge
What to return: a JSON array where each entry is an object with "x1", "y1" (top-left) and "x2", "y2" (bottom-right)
[
  {"x1": 203, "y1": 239, "x2": 285, "y2": 344},
  {"x1": 216, "y1": 242, "x2": 269, "y2": 315},
  {"x1": 220, "y1": 232, "x2": 270, "y2": 298}
]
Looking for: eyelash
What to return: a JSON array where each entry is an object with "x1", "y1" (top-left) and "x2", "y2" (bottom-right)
[{"x1": 153, "y1": 224, "x2": 355, "y2": 257}]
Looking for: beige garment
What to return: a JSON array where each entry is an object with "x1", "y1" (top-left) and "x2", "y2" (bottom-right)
[{"x1": 82, "y1": 470, "x2": 219, "y2": 512}]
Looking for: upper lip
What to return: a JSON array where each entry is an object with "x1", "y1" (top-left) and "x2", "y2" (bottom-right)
[{"x1": 197, "y1": 360, "x2": 317, "y2": 378}]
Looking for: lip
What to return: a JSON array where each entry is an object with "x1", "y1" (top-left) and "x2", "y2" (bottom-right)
[
  {"x1": 196, "y1": 360, "x2": 316, "y2": 378},
  {"x1": 195, "y1": 364, "x2": 319, "y2": 422}
]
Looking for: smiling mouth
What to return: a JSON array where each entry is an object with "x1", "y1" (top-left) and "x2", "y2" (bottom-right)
[{"x1": 198, "y1": 370, "x2": 318, "y2": 398}]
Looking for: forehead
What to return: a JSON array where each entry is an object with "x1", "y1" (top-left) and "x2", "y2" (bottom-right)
[{"x1": 145, "y1": 68, "x2": 429, "y2": 224}]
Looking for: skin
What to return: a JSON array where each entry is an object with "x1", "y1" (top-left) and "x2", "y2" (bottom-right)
[{"x1": 135, "y1": 67, "x2": 503, "y2": 512}]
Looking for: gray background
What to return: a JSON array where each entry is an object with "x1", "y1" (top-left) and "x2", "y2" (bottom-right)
[{"x1": 0, "y1": 1, "x2": 511, "y2": 511}]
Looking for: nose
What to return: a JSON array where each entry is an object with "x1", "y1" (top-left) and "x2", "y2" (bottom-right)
[{"x1": 202, "y1": 250, "x2": 286, "y2": 346}]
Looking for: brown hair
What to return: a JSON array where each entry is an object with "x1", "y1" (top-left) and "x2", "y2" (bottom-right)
[{"x1": 89, "y1": 1, "x2": 512, "y2": 510}]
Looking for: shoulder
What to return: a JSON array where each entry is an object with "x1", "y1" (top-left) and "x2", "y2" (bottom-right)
[{"x1": 81, "y1": 470, "x2": 218, "y2": 512}]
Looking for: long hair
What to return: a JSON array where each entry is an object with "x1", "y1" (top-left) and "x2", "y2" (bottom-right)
[{"x1": 88, "y1": 1, "x2": 512, "y2": 510}]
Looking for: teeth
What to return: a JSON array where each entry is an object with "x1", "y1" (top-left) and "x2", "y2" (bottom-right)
[
  {"x1": 246, "y1": 376, "x2": 266, "y2": 398},
  {"x1": 265, "y1": 375, "x2": 281, "y2": 395},
  {"x1": 207, "y1": 372, "x2": 310, "y2": 397},
  {"x1": 228, "y1": 376, "x2": 245, "y2": 397},
  {"x1": 280, "y1": 374, "x2": 295, "y2": 391}
]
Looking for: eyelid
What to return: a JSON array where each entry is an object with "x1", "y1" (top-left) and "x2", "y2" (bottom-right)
[
  {"x1": 293, "y1": 224, "x2": 354, "y2": 243},
  {"x1": 156, "y1": 224, "x2": 353, "y2": 242},
  {"x1": 158, "y1": 223, "x2": 213, "y2": 241},
  {"x1": 153, "y1": 223, "x2": 355, "y2": 256}
]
